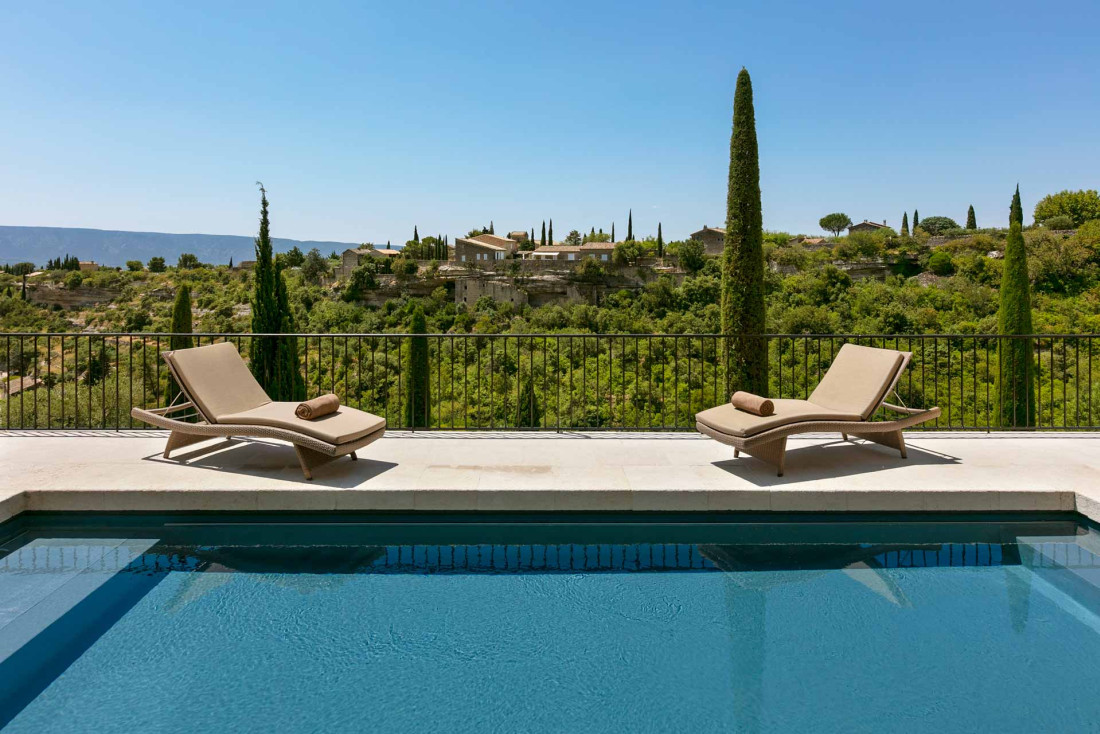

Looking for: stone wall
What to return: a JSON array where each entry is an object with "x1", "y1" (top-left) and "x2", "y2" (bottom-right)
[{"x1": 26, "y1": 284, "x2": 122, "y2": 309}]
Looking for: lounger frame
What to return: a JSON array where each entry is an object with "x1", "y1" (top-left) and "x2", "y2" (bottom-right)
[
  {"x1": 696, "y1": 352, "x2": 940, "y2": 476},
  {"x1": 131, "y1": 355, "x2": 384, "y2": 479}
]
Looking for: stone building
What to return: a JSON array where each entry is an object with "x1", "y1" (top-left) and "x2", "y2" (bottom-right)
[
  {"x1": 335, "y1": 247, "x2": 402, "y2": 279},
  {"x1": 848, "y1": 220, "x2": 889, "y2": 234},
  {"x1": 454, "y1": 237, "x2": 509, "y2": 263},
  {"x1": 689, "y1": 226, "x2": 726, "y2": 255}
]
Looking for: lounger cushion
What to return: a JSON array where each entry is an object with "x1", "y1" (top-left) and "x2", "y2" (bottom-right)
[
  {"x1": 808, "y1": 344, "x2": 906, "y2": 420},
  {"x1": 220, "y1": 402, "x2": 386, "y2": 445},
  {"x1": 165, "y1": 342, "x2": 271, "y2": 422},
  {"x1": 695, "y1": 399, "x2": 860, "y2": 438}
]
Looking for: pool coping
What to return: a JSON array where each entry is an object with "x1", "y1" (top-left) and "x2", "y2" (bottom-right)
[{"x1": 2, "y1": 431, "x2": 1099, "y2": 526}]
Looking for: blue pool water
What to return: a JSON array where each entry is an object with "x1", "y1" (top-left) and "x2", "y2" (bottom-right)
[{"x1": 2, "y1": 515, "x2": 1100, "y2": 732}]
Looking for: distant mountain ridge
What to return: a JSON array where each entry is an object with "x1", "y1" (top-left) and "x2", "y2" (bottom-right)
[{"x1": 0, "y1": 226, "x2": 363, "y2": 267}]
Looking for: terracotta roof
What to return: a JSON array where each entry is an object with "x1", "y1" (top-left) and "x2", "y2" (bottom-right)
[
  {"x1": 851, "y1": 220, "x2": 889, "y2": 229},
  {"x1": 533, "y1": 245, "x2": 582, "y2": 253},
  {"x1": 580, "y1": 241, "x2": 616, "y2": 249},
  {"x1": 456, "y1": 237, "x2": 507, "y2": 251},
  {"x1": 347, "y1": 247, "x2": 402, "y2": 256},
  {"x1": 469, "y1": 234, "x2": 517, "y2": 248},
  {"x1": 690, "y1": 226, "x2": 726, "y2": 237}
]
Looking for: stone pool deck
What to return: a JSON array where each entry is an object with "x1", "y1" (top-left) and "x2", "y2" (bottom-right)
[{"x1": 1, "y1": 431, "x2": 1099, "y2": 524}]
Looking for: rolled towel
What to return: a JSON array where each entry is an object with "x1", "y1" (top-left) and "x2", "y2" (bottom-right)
[
  {"x1": 296, "y1": 393, "x2": 340, "y2": 420},
  {"x1": 731, "y1": 391, "x2": 774, "y2": 417}
]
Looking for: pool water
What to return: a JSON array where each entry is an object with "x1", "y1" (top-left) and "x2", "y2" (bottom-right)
[{"x1": 2, "y1": 514, "x2": 1100, "y2": 733}]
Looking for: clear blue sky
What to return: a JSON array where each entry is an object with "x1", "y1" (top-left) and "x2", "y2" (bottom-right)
[{"x1": 2, "y1": 0, "x2": 1098, "y2": 246}]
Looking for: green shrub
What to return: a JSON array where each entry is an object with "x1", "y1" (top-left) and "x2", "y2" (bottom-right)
[
  {"x1": 927, "y1": 251, "x2": 955, "y2": 276},
  {"x1": 917, "y1": 216, "x2": 960, "y2": 235},
  {"x1": 1040, "y1": 215, "x2": 1074, "y2": 230}
]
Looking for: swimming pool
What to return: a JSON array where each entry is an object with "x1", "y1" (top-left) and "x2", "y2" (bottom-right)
[{"x1": 2, "y1": 513, "x2": 1099, "y2": 733}]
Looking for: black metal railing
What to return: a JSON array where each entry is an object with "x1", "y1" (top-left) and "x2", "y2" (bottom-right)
[{"x1": 1, "y1": 333, "x2": 1097, "y2": 431}]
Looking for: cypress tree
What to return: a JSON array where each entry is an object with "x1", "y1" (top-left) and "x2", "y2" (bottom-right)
[
  {"x1": 901, "y1": 212, "x2": 909, "y2": 236},
  {"x1": 489, "y1": 221, "x2": 495, "y2": 234},
  {"x1": 611, "y1": 223, "x2": 615, "y2": 242},
  {"x1": 627, "y1": 210, "x2": 633, "y2": 241},
  {"x1": 228, "y1": 256, "x2": 234, "y2": 268},
  {"x1": 548, "y1": 219, "x2": 553, "y2": 246},
  {"x1": 540, "y1": 221, "x2": 546, "y2": 248},
  {"x1": 995, "y1": 219, "x2": 1035, "y2": 427},
  {"x1": 913, "y1": 209, "x2": 919, "y2": 229},
  {"x1": 657, "y1": 222, "x2": 664, "y2": 257},
  {"x1": 404, "y1": 305, "x2": 430, "y2": 428},
  {"x1": 250, "y1": 183, "x2": 280, "y2": 394},
  {"x1": 169, "y1": 285, "x2": 193, "y2": 351},
  {"x1": 966, "y1": 205, "x2": 977, "y2": 230},
  {"x1": 413, "y1": 226, "x2": 419, "y2": 243},
  {"x1": 516, "y1": 369, "x2": 542, "y2": 428},
  {"x1": 273, "y1": 260, "x2": 305, "y2": 401},
  {"x1": 720, "y1": 68, "x2": 767, "y2": 396},
  {"x1": 1010, "y1": 184, "x2": 1023, "y2": 226}
]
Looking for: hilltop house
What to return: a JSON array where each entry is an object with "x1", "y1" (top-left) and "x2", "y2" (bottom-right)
[
  {"x1": 336, "y1": 247, "x2": 402, "y2": 279},
  {"x1": 455, "y1": 237, "x2": 509, "y2": 263},
  {"x1": 507, "y1": 231, "x2": 529, "y2": 243},
  {"x1": 527, "y1": 241, "x2": 616, "y2": 262},
  {"x1": 848, "y1": 220, "x2": 889, "y2": 234},
  {"x1": 468, "y1": 233, "x2": 519, "y2": 255},
  {"x1": 689, "y1": 226, "x2": 726, "y2": 255}
]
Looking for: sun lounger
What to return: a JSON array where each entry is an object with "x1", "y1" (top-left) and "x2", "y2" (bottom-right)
[
  {"x1": 131, "y1": 342, "x2": 385, "y2": 479},
  {"x1": 695, "y1": 343, "x2": 940, "y2": 476}
]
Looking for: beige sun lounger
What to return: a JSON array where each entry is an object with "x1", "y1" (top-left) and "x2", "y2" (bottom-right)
[
  {"x1": 131, "y1": 342, "x2": 385, "y2": 479},
  {"x1": 695, "y1": 343, "x2": 939, "y2": 476}
]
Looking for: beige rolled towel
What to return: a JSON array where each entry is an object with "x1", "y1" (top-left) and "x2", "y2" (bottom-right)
[
  {"x1": 731, "y1": 391, "x2": 774, "y2": 417},
  {"x1": 296, "y1": 393, "x2": 340, "y2": 420}
]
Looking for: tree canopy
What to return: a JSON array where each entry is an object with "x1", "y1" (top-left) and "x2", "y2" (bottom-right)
[
  {"x1": 819, "y1": 213, "x2": 852, "y2": 237},
  {"x1": 1034, "y1": 189, "x2": 1100, "y2": 228}
]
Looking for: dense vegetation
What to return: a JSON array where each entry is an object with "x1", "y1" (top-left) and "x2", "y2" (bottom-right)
[{"x1": 3, "y1": 216, "x2": 1100, "y2": 430}]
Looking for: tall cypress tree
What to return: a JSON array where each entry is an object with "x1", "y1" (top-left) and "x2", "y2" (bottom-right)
[
  {"x1": 995, "y1": 219, "x2": 1035, "y2": 427},
  {"x1": 250, "y1": 184, "x2": 280, "y2": 393},
  {"x1": 913, "y1": 209, "x2": 920, "y2": 229},
  {"x1": 169, "y1": 284, "x2": 193, "y2": 351},
  {"x1": 966, "y1": 205, "x2": 977, "y2": 229},
  {"x1": 1010, "y1": 184, "x2": 1023, "y2": 226},
  {"x1": 489, "y1": 221, "x2": 495, "y2": 235},
  {"x1": 627, "y1": 209, "x2": 633, "y2": 241},
  {"x1": 404, "y1": 305, "x2": 430, "y2": 428},
  {"x1": 516, "y1": 369, "x2": 542, "y2": 428},
  {"x1": 273, "y1": 260, "x2": 305, "y2": 401},
  {"x1": 657, "y1": 222, "x2": 664, "y2": 257},
  {"x1": 167, "y1": 283, "x2": 193, "y2": 403},
  {"x1": 413, "y1": 226, "x2": 419, "y2": 243},
  {"x1": 901, "y1": 211, "x2": 909, "y2": 236},
  {"x1": 548, "y1": 219, "x2": 553, "y2": 246},
  {"x1": 540, "y1": 221, "x2": 546, "y2": 248},
  {"x1": 720, "y1": 68, "x2": 767, "y2": 395},
  {"x1": 611, "y1": 222, "x2": 615, "y2": 242}
]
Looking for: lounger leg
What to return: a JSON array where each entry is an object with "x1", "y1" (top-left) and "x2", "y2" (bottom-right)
[
  {"x1": 848, "y1": 429, "x2": 907, "y2": 459},
  {"x1": 740, "y1": 438, "x2": 788, "y2": 477},
  {"x1": 350, "y1": 452, "x2": 358, "y2": 461},
  {"x1": 163, "y1": 430, "x2": 211, "y2": 459},
  {"x1": 841, "y1": 433, "x2": 848, "y2": 441},
  {"x1": 734, "y1": 448, "x2": 740, "y2": 458},
  {"x1": 293, "y1": 444, "x2": 350, "y2": 480}
]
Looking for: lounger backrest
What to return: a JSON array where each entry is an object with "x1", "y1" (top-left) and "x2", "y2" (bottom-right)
[
  {"x1": 164, "y1": 342, "x2": 271, "y2": 423},
  {"x1": 808, "y1": 343, "x2": 908, "y2": 420}
]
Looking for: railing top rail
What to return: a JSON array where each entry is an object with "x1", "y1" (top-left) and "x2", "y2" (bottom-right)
[{"x1": 1, "y1": 332, "x2": 1097, "y2": 339}]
